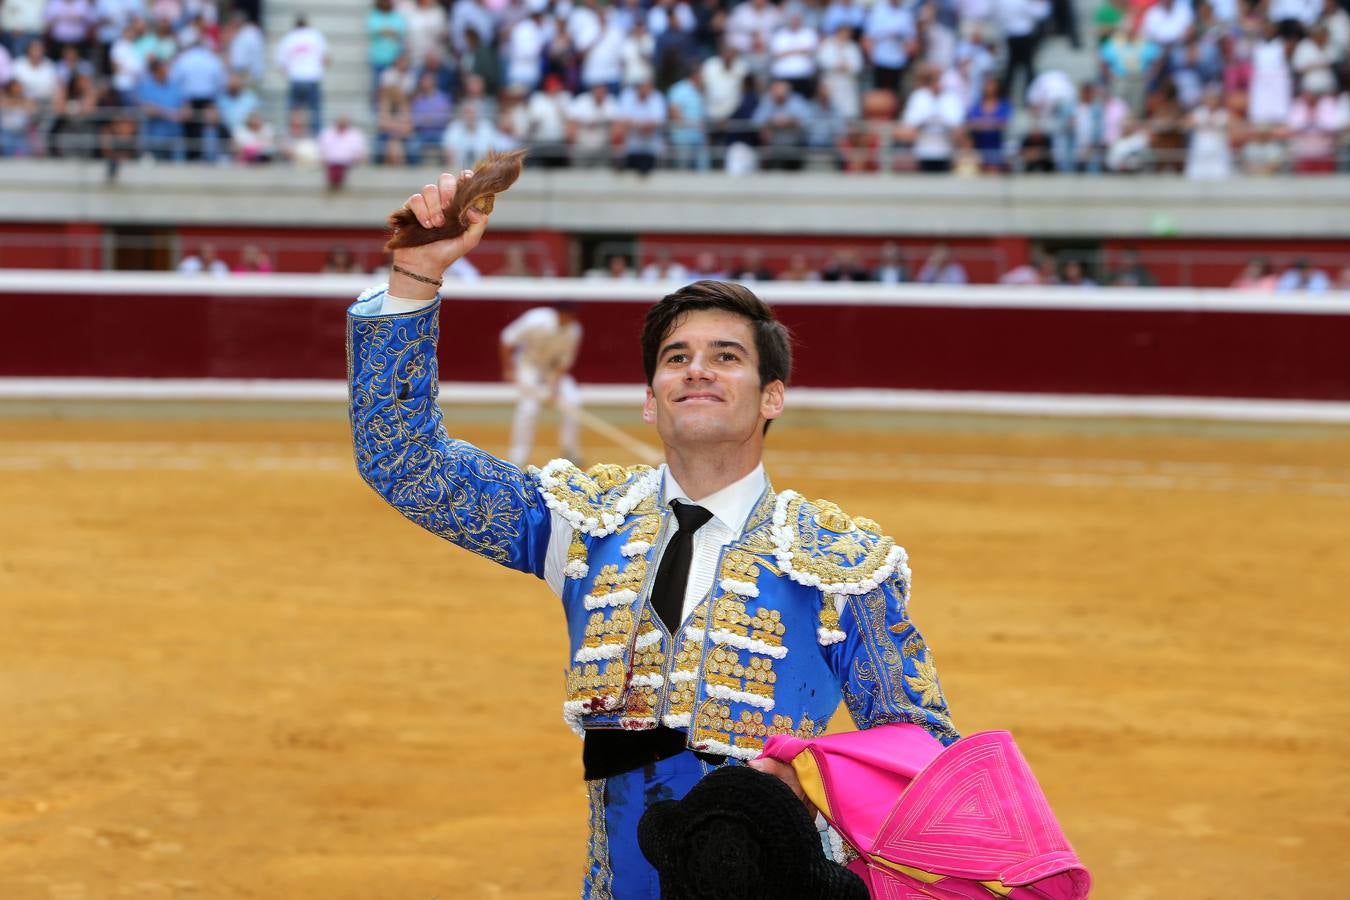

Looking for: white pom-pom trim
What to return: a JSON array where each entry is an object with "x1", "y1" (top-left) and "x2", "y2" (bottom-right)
[
  {"x1": 574, "y1": 642, "x2": 626, "y2": 663},
  {"x1": 770, "y1": 490, "x2": 910, "y2": 596},
  {"x1": 708, "y1": 628, "x2": 789, "y2": 660},
  {"x1": 662, "y1": 713, "x2": 692, "y2": 729},
  {"x1": 668, "y1": 669, "x2": 698, "y2": 683},
  {"x1": 536, "y1": 461, "x2": 659, "y2": 537},
  {"x1": 705, "y1": 683, "x2": 775, "y2": 710},
  {"x1": 682, "y1": 628, "x2": 705, "y2": 643},
  {"x1": 620, "y1": 716, "x2": 657, "y2": 730},
  {"x1": 564, "y1": 559, "x2": 590, "y2": 579},
  {"x1": 629, "y1": 673, "x2": 665, "y2": 688},
  {"x1": 817, "y1": 627, "x2": 847, "y2": 646},
  {"x1": 582, "y1": 589, "x2": 637, "y2": 610},
  {"x1": 635, "y1": 629, "x2": 663, "y2": 650},
  {"x1": 621, "y1": 540, "x2": 652, "y2": 558},
  {"x1": 719, "y1": 578, "x2": 760, "y2": 598},
  {"x1": 563, "y1": 701, "x2": 587, "y2": 737},
  {"x1": 563, "y1": 695, "x2": 622, "y2": 737},
  {"x1": 691, "y1": 739, "x2": 760, "y2": 761}
]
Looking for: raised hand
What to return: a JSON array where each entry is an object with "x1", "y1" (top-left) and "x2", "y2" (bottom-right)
[{"x1": 386, "y1": 170, "x2": 490, "y2": 298}]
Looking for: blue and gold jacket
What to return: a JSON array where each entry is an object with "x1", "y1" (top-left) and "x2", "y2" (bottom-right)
[{"x1": 348, "y1": 291, "x2": 958, "y2": 760}]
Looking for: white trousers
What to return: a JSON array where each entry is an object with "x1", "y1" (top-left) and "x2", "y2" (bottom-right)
[{"x1": 509, "y1": 364, "x2": 582, "y2": 466}]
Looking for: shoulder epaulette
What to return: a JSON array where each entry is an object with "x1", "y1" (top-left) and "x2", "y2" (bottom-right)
[
  {"x1": 534, "y1": 459, "x2": 659, "y2": 536},
  {"x1": 768, "y1": 489, "x2": 910, "y2": 597}
]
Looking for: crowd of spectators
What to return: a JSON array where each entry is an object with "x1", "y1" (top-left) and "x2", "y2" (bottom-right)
[
  {"x1": 1, "y1": 0, "x2": 1348, "y2": 176},
  {"x1": 167, "y1": 236, "x2": 1347, "y2": 289},
  {"x1": 348, "y1": 0, "x2": 1350, "y2": 175},
  {"x1": 578, "y1": 243, "x2": 1350, "y2": 287}
]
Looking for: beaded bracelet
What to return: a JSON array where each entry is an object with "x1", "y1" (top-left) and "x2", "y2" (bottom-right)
[{"x1": 391, "y1": 264, "x2": 443, "y2": 287}]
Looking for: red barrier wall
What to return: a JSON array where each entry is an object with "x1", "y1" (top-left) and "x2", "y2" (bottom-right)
[{"x1": 5, "y1": 286, "x2": 1349, "y2": 400}]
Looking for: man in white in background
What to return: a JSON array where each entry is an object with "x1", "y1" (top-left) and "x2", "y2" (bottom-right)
[
  {"x1": 995, "y1": 0, "x2": 1048, "y2": 99},
  {"x1": 275, "y1": 14, "x2": 328, "y2": 132},
  {"x1": 898, "y1": 63, "x2": 965, "y2": 172},
  {"x1": 769, "y1": 10, "x2": 820, "y2": 96},
  {"x1": 178, "y1": 243, "x2": 229, "y2": 276},
  {"x1": 1139, "y1": 0, "x2": 1192, "y2": 49},
  {"x1": 500, "y1": 302, "x2": 584, "y2": 466}
]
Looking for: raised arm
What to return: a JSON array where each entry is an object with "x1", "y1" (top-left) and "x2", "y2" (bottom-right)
[{"x1": 347, "y1": 173, "x2": 553, "y2": 576}]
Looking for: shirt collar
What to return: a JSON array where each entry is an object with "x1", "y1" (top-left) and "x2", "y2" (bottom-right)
[{"x1": 662, "y1": 463, "x2": 766, "y2": 537}]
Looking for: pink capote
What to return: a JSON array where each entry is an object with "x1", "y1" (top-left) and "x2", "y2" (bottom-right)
[{"x1": 760, "y1": 725, "x2": 1091, "y2": 899}]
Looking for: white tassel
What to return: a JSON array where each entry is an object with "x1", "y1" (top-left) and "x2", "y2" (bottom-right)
[
  {"x1": 705, "y1": 683, "x2": 775, "y2": 710},
  {"x1": 707, "y1": 628, "x2": 789, "y2": 660}
]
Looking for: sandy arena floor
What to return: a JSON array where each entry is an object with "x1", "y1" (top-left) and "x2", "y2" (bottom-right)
[{"x1": 1, "y1": 404, "x2": 1348, "y2": 899}]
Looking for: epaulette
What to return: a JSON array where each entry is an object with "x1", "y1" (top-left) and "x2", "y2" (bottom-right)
[
  {"x1": 768, "y1": 489, "x2": 910, "y2": 598},
  {"x1": 534, "y1": 459, "x2": 660, "y2": 537}
]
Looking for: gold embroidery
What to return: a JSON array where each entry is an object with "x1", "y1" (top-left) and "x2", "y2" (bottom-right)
[
  {"x1": 585, "y1": 780, "x2": 614, "y2": 900},
  {"x1": 721, "y1": 549, "x2": 762, "y2": 583},
  {"x1": 905, "y1": 657, "x2": 943, "y2": 708},
  {"x1": 568, "y1": 532, "x2": 588, "y2": 566},
  {"x1": 349, "y1": 317, "x2": 540, "y2": 565},
  {"x1": 840, "y1": 589, "x2": 956, "y2": 740},
  {"x1": 616, "y1": 557, "x2": 648, "y2": 592},
  {"x1": 779, "y1": 493, "x2": 900, "y2": 591},
  {"x1": 826, "y1": 534, "x2": 868, "y2": 564},
  {"x1": 587, "y1": 463, "x2": 631, "y2": 491},
  {"x1": 538, "y1": 461, "x2": 655, "y2": 528},
  {"x1": 813, "y1": 499, "x2": 856, "y2": 533},
  {"x1": 712, "y1": 597, "x2": 750, "y2": 636}
]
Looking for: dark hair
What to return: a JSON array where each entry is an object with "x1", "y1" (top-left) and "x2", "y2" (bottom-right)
[{"x1": 641, "y1": 279, "x2": 792, "y2": 390}]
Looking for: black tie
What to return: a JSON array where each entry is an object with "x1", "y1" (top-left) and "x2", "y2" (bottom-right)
[{"x1": 650, "y1": 501, "x2": 713, "y2": 634}]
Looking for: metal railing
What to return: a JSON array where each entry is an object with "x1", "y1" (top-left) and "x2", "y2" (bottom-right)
[
  {"x1": 3, "y1": 229, "x2": 1346, "y2": 289},
  {"x1": 3, "y1": 108, "x2": 1348, "y2": 177}
]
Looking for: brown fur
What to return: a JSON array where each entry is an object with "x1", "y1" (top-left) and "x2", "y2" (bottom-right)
[{"x1": 383, "y1": 149, "x2": 527, "y2": 250}]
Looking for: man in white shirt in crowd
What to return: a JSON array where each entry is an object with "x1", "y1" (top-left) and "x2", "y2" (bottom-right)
[
  {"x1": 567, "y1": 81, "x2": 620, "y2": 167},
  {"x1": 499, "y1": 302, "x2": 585, "y2": 466},
  {"x1": 701, "y1": 39, "x2": 748, "y2": 135},
  {"x1": 898, "y1": 63, "x2": 966, "y2": 172},
  {"x1": 178, "y1": 243, "x2": 229, "y2": 276},
  {"x1": 618, "y1": 78, "x2": 667, "y2": 174},
  {"x1": 726, "y1": 0, "x2": 782, "y2": 53},
  {"x1": 275, "y1": 14, "x2": 328, "y2": 133},
  {"x1": 579, "y1": 4, "x2": 625, "y2": 92},
  {"x1": 1140, "y1": 0, "x2": 1193, "y2": 49},
  {"x1": 769, "y1": 10, "x2": 820, "y2": 96},
  {"x1": 507, "y1": 3, "x2": 551, "y2": 91},
  {"x1": 1, "y1": 0, "x2": 46, "y2": 55},
  {"x1": 994, "y1": 0, "x2": 1048, "y2": 100},
  {"x1": 863, "y1": 0, "x2": 917, "y2": 92},
  {"x1": 527, "y1": 72, "x2": 572, "y2": 167},
  {"x1": 1267, "y1": 0, "x2": 1321, "y2": 29},
  {"x1": 226, "y1": 9, "x2": 266, "y2": 84},
  {"x1": 817, "y1": 23, "x2": 863, "y2": 118}
]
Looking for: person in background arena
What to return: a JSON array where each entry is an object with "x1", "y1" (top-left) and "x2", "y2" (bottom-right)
[
  {"x1": 499, "y1": 301, "x2": 585, "y2": 467},
  {"x1": 345, "y1": 172, "x2": 957, "y2": 899}
]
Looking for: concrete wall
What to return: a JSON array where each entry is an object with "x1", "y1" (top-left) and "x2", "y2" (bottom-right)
[{"x1": 2, "y1": 161, "x2": 1348, "y2": 238}]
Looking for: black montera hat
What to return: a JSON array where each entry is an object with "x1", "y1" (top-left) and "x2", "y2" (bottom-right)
[{"x1": 637, "y1": 765, "x2": 869, "y2": 900}]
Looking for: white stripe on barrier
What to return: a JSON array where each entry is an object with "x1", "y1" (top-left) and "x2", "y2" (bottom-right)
[
  {"x1": 2, "y1": 377, "x2": 1350, "y2": 424},
  {"x1": 1, "y1": 270, "x2": 1348, "y2": 313}
]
